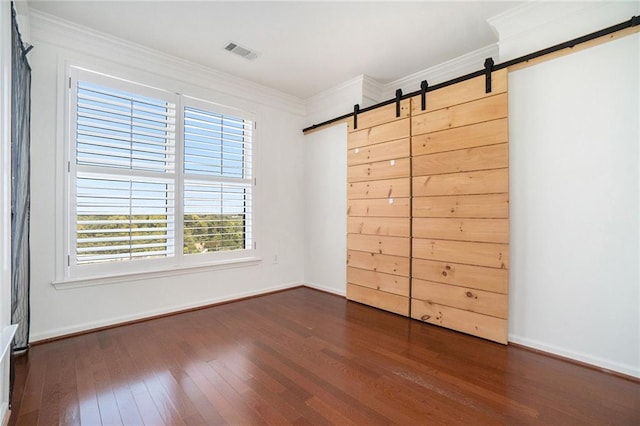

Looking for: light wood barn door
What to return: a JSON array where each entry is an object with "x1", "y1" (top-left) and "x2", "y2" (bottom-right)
[
  {"x1": 346, "y1": 101, "x2": 411, "y2": 316},
  {"x1": 410, "y1": 69, "x2": 510, "y2": 344}
]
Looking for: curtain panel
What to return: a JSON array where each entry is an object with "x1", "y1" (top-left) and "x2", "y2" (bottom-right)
[{"x1": 10, "y1": 2, "x2": 31, "y2": 352}]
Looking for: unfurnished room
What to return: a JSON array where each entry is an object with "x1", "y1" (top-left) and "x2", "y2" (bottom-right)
[{"x1": 1, "y1": 1, "x2": 639, "y2": 424}]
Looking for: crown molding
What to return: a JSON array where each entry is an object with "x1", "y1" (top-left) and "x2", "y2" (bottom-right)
[
  {"x1": 28, "y1": 10, "x2": 305, "y2": 116},
  {"x1": 486, "y1": 1, "x2": 583, "y2": 42},
  {"x1": 488, "y1": 1, "x2": 640, "y2": 62},
  {"x1": 362, "y1": 75, "x2": 384, "y2": 107},
  {"x1": 380, "y1": 44, "x2": 498, "y2": 100}
]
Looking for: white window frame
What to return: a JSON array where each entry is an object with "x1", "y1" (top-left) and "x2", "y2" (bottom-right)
[{"x1": 59, "y1": 65, "x2": 259, "y2": 284}]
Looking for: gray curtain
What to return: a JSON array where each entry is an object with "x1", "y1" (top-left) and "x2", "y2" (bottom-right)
[{"x1": 10, "y1": 2, "x2": 31, "y2": 352}]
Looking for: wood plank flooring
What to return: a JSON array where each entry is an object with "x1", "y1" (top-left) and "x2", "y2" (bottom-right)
[{"x1": 9, "y1": 287, "x2": 640, "y2": 425}]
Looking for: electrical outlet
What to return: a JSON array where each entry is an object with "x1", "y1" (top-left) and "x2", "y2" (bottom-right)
[{"x1": 272, "y1": 254, "x2": 279, "y2": 264}]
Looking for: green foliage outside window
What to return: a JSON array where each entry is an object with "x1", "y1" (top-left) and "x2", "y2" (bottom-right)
[
  {"x1": 183, "y1": 214, "x2": 246, "y2": 254},
  {"x1": 77, "y1": 214, "x2": 246, "y2": 262}
]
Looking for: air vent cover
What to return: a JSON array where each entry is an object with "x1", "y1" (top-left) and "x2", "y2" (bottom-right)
[{"x1": 224, "y1": 41, "x2": 258, "y2": 60}]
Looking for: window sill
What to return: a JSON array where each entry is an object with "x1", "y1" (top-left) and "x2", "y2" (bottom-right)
[{"x1": 51, "y1": 256, "x2": 262, "y2": 290}]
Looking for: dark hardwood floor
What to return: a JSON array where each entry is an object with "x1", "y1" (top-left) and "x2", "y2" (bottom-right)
[{"x1": 9, "y1": 287, "x2": 640, "y2": 425}]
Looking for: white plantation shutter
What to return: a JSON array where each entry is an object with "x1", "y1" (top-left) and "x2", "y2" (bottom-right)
[
  {"x1": 75, "y1": 174, "x2": 175, "y2": 263},
  {"x1": 183, "y1": 104, "x2": 253, "y2": 254},
  {"x1": 76, "y1": 83, "x2": 176, "y2": 172},
  {"x1": 66, "y1": 67, "x2": 256, "y2": 278},
  {"x1": 71, "y1": 70, "x2": 176, "y2": 267}
]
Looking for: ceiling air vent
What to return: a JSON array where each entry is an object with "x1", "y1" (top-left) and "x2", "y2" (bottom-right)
[{"x1": 224, "y1": 42, "x2": 258, "y2": 60}]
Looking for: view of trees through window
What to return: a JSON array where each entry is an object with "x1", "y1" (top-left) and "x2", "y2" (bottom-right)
[
  {"x1": 182, "y1": 214, "x2": 246, "y2": 254},
  {"x1": 76, "y1": 213, "x2": 246, "y2": 263}
]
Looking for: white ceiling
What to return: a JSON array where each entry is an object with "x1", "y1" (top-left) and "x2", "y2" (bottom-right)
[{"x1": 28, "y1": 1, "x2": 525, "y2": 99}]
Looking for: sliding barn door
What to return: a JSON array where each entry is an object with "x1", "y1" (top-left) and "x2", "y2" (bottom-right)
[
  {"x1": 410, "y1": 69, "x2": 509, "y2": 343},
  {"x1": 346, "y1": 101, "x2": 411, "y2": 315},
  {"x1": 344, "y1": 70, "x2": 509, "y2": 343}
]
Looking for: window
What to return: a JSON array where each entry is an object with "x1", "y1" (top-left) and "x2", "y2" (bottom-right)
[
  {"x1": 182, "y1": 104, "x2": 253, "y2": 255},
  {"x1": 66, "y1": 67, "x2": 256, "y2": 279}
]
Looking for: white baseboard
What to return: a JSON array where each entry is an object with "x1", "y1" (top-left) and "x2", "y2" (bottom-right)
[
  {"x1": 30, "y1": 282, "x2": 303, "y2": 342},
  {"x1": 508, "y1": 334, "x2": 640, "y2": 379},
  {"x1": 303, "y1": 282, "x2": 346, "y2": 297}
]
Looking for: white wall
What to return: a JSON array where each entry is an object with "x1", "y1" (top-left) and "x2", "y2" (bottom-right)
[
  {"x1": 27, "y1": 13, "x2": 306, "y2": 341},
  {"x1": 495, "y1": 2, "x2": 640, "y2": 377},
  {"x1": 302, "y1": 59, "x2": 369, "y2": 296},
  {"x1": 303, "y1": 71, "x2": 364, "y2": 296},
  {"x1": 0, "y1": 1, "x2": 12, "y2": 422},
  {"x1": 303, "y1": 124, "x2": 347, "y2": 295},
  {"x1": 508, "y1": 33, "x2": 639, "y2": 377}
]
